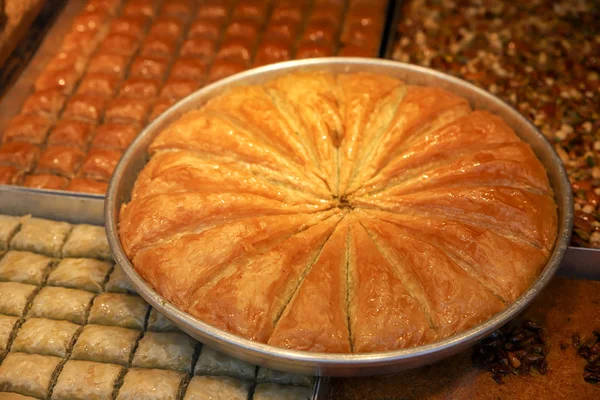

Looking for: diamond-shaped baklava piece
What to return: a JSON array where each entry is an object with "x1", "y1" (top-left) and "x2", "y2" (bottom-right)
[
  {"x1": 0, "y1": 282, "x2": 37, "y2": 317},
  {"x1": 0, "y1": 215, "x2": 21, "y2": 250},
  {"x1": 12, "y1": 318, "x2": 79, "y2": 357},
  {"x1": 116, "y1": 368, "x2": 184, "y2": 400},
  {"x1": 132, "y1": 331, "x2": 196, "y2": 372},
  {"x1": 61, "y1": 224, "x2": 112, "y2": 260},
  {"x1": 147, "y1": 308, "x2": 179, "y2": 332},
  {"x1": 0, "y1": 251, "x2": 52, "y2": 285},
  {"x1": 71, "y1": 324, "x2": 140, "y2": 366},
  {"x1": 183, "y1": 376, "x2": 251, "y2": 400},
  {"x1": 29, "y1": 286, "x2": 95, "y2": 324},
  {"x1": 10, "y1": 218, "x2": 71, "y2": 257},
  {"x1": 194, "y1": 346, "x2": 256, "y2": 381},
  {"x1": 88, "y1": 293, "x2": 148, "y2": 330},
  {"x1": 104, "y1": 266, "x2": 136, "y2": 294},
  {"x1": 0, "y1": 315, "x2": 18, "y2": 352},
  {"x1": 47, "y1": 258, "x2": 112, "y2": 293},
  {"x1": 0, "y1": 352, "x2": 61, "y2": 398},
  {"x1": 52, "y1": 360, "x2": 122, "y2": 400}
]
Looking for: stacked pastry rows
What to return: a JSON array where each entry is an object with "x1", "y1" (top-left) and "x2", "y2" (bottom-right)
[
  {"x1": 0, "y1": 214, "x2": 315, "y2": 400},
  {"x1": 0, "y1": 0, "x2": 388, "y2": 194},
  {"x1": 120, "y1": 71, "x2": 558, "y2": 353}
]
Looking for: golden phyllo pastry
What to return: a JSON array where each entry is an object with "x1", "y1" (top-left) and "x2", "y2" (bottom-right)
[{"x1": 119, "y1": 72, "x2": 558, "y2": 353}]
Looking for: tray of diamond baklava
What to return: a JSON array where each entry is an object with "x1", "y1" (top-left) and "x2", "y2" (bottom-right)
[
  {"x1": 0, "y1": 0, "x2": 394, "y2": 195},
  {"x1": 0, "y1": 187, "x2": 327, "y2": 399}
]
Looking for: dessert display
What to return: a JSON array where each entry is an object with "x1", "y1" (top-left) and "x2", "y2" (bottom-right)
[
  {"x1": 0, "y1": 213, "x2": 315, "y2": 399},
  {"x1": 0, "y1": 0, "x2": 389, "y2": 195},
  {"x1": 392, "y1": 0, "x2": 600, "y2": 248},
  {"x1": 119, "y1": 71, "x2": 558, "y2": 353}
]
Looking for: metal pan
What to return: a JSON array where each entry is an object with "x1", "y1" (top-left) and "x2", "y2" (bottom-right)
[
  {"x1": 0, "y1": 185, "x2": 104, "y2": 224},
  {"x1": 105, "y1": 58, "x2": 573, "y2": 377}
]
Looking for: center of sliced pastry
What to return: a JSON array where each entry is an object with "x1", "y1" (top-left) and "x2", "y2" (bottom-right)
[{"x1": 333, "y1": 194, "x2": 353, "y2": 210}]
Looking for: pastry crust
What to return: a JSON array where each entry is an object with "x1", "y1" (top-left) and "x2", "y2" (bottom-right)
[
  {"x1": 0, "y1": 166, "x2": 24, "y2": 185},
  {"x1": 47, "y1": 120, "x2": 94, "y2": 149},
  {"x1": 12, "y1": 318, "x2": 79, "y2": 357},
  {"x1": 0, "y1": 314, "x2": 18, "y2": 352},
  {"x1": 117, "y1": 368, "x2": 184, "y2": 400},
  {"x1": 0, "y1": 250, "x2": 52, "y2": 285},
  {"x1": 47, "y1": 258, "x2": 112, "y2": 293},
  {"x1": 0, "y1": 142, "x2": 40, "y2": 171},
  {"x1": 0, "y1": 352, "x2": 61, "y2": 398},
  {"x1": 193, "y1": 346, "x2": 256, "y2": 381},
  {"x1": 140, "y1": 34, "x2": 177, "y2": 59},
  {"x1": 79, "y1": 149, "x2": 122, "y2": 181},
  {"x1": 61, "y1": 224, "x2": 112, "y2": 260},
  {"x1": 161, "y1": 0, "x2": 194, "y2": 21},
  {"x1": 66, "y1": 178, "x2": 107, "y2": 194},
  {"x1": 109, "y1": 15, "x2": 148, "y2": 40},
  {"x1": 0, "y1": 282, "x2": 36, "y2": 316},
  {"x1": 189, "y1": 213, "x2": 342, "y2": 342},
  {"x1": 2, "y1": 114, "x2": 52, "y2": 144},
  {"x1": 28, "y1": 286, "x2": 94, "y2": 325},
  {"x1": 10, "y1": 217, "x2": 71, "y2": 257},
  {"x1": 0, "y1": 215, "x2": 21, "y2": 250},
  {"x1": 160, "y1": 78, "x2": 200, "y2": 101},
  {"x1": 87, "y1": 293, "x2": 149, "y2": 330},
  {"x1": 130, "y1": 56, "x2": 169, "y2": 80},
  {"x1": 105, "y1": 97, "x2": 149, "y2": 125},
  {"x1": 119, "y1": 78, "x2": 161, "y2": 99},
  {"x1": 29, "y1": 286, "x2": 95, "y2": 324},
  {"x1": 183, "y1": 376, "x2": 250, "y2": 400},
  {"x1": 147, "y1": 308, "x2": 179, "y2": 332},
  {"x1": 22, "y1": 174, "x2": 69, "y2": 190},
  {"x1": 120, "y1": 72, "x2": 558, "y2": 353},
  {"x1": 52, "y1": 360, "x2": 122, "y2": 400},
  {"x1": 131, "y1": 331, "x2": 196, "y2": 372},
  {"x1": 71, "y1": 324, "x2": 140, "y2": 365},
  {"x1": 170, "y1": 57, "x2": 208, "y2": 80},
  {"x1": 105, "y1": 265, "x2": 136, "y2": 294},
  {"x1": 188, "y1": 20, "x2": 222, "y2": 40},
  {"x1": 36, "y1": 146, "x2": 85, "y2": 178},
  {"x1": 63, "y1": 94, "x2": 107, "y2": 123},
  {"x1": 268, "y1": 219, "x2": 351, "y2": 353},
  {"x1": 87, "y1": 52, "x2": 130, "y2": 77},
  {"x1": 21, "y1": 89, "x2": 66, "y2": 118}
]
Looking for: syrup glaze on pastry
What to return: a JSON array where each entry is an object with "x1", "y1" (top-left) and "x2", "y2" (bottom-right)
[{"x1": 119, "y1": 72, "x2": 558, "y2": 353}]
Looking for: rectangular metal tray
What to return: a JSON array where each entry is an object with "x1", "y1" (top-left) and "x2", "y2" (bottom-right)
[{"x1": 0, "y1": 185, "x2": 328, "y2": 398}]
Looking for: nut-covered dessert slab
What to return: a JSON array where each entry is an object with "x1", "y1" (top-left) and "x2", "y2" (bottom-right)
[{"x1": 106, "y1": 58, "x2": 573, "y2": 376}]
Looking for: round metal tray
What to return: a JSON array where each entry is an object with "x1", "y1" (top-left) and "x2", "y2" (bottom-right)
[{"x1": 105, "y1": 58, "x2": 573, "y2": 376}]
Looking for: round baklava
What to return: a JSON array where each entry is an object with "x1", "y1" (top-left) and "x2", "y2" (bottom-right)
[{"x1": 119, "y1": 72, "x2": 558, "y2": 353}]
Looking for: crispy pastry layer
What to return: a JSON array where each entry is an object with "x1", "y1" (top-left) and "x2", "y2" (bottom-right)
[{"x1": 120, "y1": 72, "x2": 558, "y2": 353}]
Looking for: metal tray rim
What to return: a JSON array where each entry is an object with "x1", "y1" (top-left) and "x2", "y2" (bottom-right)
[{"x1": 105, "y1": 57, "x2": 574, "y2": 376}]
